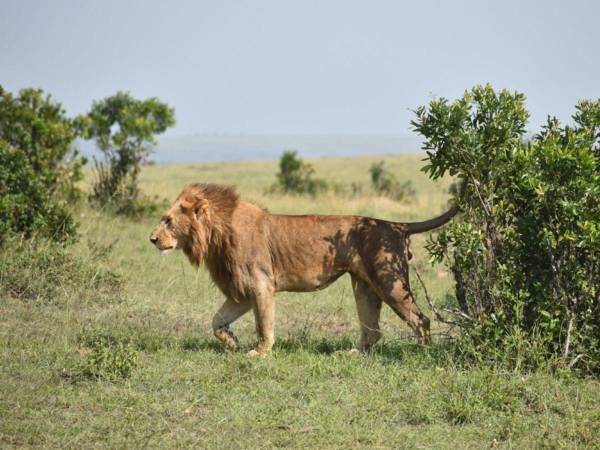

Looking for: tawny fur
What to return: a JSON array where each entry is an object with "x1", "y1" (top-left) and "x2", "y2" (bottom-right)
[{"x1": 149, "y1": 183, "x2": 458, "y2": 355}]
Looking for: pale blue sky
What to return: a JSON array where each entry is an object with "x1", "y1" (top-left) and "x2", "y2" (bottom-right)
[{"x1": 1, "y1": 0, "x2": 599, "y2": 136}]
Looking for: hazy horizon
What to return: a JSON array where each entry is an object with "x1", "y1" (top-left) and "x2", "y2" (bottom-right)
[{"x1": 75, "y1": 133, "x2": 422, "y2": 164}]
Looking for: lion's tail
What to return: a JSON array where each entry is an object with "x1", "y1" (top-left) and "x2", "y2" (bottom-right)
[
  {"x1": 405, "y1": 205, "x2": 459, "y2": 235},
  {"x1": 405, "y1": 180, "x2": 465, "y2": 234}
]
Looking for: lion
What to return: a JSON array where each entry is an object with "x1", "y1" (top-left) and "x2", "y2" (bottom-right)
[{"x1": 149, "y1": 183, "x2": 458, "y2": 356}]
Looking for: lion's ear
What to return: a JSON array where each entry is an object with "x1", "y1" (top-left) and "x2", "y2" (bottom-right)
[
  {"x1": 193, "y1": 200, "x2": 210, "y2": 221},
  {"x1": 179, "y1": 200, "x2": 193, "y2": 214},
  {"x1": 180, "y1": 198, "x2": 209, "y2": 221}
]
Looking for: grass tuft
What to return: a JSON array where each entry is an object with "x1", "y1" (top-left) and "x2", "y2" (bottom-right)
[{"x1": 0, "y1": 235, "x2": 122, "y2": 304}]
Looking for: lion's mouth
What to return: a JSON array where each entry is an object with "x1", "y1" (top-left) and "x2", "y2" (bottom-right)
[{"x1": 157, "y1": 246, "x2": 174, "y2": 256}]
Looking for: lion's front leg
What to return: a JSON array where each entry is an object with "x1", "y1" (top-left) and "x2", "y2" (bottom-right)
[
  {"x1": 212, "y1": 298, "x2": 251, "y2": 350},
  {"x1": 248, "y1": 287, "x2": 276, "y2": 357}
]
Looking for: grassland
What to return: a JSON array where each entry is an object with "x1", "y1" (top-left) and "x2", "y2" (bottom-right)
[{"x1": 1, "y1": 154, "x2": 599, "y2": 449}]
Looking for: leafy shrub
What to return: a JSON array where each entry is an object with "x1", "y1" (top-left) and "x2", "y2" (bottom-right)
[
  {"x1": 272, "y1": 150, "x2": 328, "y2": 195},
  {"x1": 0, "y1": 140, "x2": 77, "y2": 242},
  {"x1": 413, "y1": 85, "x2": 600, "y2": 372},
  {"x1": 0, "y1": 235, "x2": 122, "y2": 304},
  {"x1": 369, "y1": 161, "x2": 415, "y2": 201},
  {"x1": 0, "y1": 85, "x2": 85, "y2": 242},
  {"x1": 78, "y1": 331, "x2": 138, "y2": 381},
  {"x1": 0, "y1": 85, "x2": 85, "y2": 201},
  {"x1": 78, "y1": 91, "x2": 175, "y2": 216}
]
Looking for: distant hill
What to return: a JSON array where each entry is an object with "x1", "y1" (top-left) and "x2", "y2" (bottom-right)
[{"x1": 79, "y1": 134, "x2": 423, "y2": 164}]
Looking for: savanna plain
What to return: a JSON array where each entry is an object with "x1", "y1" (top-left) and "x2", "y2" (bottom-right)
[{"x1": 1, "y1": 155, "x2": 599, "y2": 449}]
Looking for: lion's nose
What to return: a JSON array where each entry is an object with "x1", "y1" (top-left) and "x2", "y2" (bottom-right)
[{"x1": 149, "y1": 236, "x2": 158, "y2": 245}]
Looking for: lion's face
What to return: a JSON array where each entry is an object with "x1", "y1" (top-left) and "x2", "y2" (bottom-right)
[
  {"x1": 149, "y1": 206, "x2": 194, "y2": 256},
  {"x1": 149, "y1": 184, "x2": 232, "y2": 264}
]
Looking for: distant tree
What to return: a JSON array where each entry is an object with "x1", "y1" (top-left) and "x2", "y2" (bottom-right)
[
  {"x1": 273, "y1": 150, "x2": 327, "y2": 195},
  {"x1": 369, "y1": 161, "x2": 415, "y2": 201},
  {"x1": 78, "y1": 91, "x2": 175, "y2": 214}
]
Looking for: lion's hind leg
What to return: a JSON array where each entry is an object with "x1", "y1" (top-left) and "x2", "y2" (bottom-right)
[
  {"x1": 212, "y1": 298, "x2": 252, "y2": 350},
  {"x1": 367, "y1": 263, "x2": 431, "y2": 345},
  {"x1": 351, "y1": 276, "x2": 383, "y2": 352},
  {"x1": 378, "y1": 281, "x2": 431, "y2": 344}
]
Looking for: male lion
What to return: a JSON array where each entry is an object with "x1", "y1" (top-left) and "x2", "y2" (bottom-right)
[{"x1": 149, "y1": 183, "x2": 458, "y2": 356}]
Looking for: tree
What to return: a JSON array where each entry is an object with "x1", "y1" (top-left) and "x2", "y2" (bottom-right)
[
  {"x1": 412, "y1": 85, "x2": 600, "y2": 372},
  {"x1": 79, "y1": 91, "x2": 175, "y2": 213}
]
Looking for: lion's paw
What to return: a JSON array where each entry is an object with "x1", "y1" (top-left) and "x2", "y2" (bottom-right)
[
  {"x1": 333, "y1": 348, "x2": 362, "y2": 356},
  {"x1": 246, "y1": 349, "x2": 267, "y2": 358}
]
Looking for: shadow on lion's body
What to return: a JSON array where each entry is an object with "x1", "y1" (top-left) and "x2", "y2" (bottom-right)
[{"x1": 150, "y1": 183, "x2": 457, "y2": 355}]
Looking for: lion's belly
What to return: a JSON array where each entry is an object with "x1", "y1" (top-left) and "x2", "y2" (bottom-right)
[{"x1": 276, "y1": 268, "x2": 346, "y2": 293}]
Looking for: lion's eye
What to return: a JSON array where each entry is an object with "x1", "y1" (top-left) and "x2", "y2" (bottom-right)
[{"x1": 163, "y1": 216, "x2": 172, "y2": 225}]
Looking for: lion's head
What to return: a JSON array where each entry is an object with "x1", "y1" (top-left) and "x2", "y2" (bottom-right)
[
  {"x1": 148, "y1": 207, "x2": 191, "y2": 256},
  {"x1": 149, "y1": 184, "x2": 238, "y2": 265}
]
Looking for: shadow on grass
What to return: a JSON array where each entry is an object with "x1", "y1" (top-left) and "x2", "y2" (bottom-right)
[
  {"x1": 77, "y1": 326, "x2": 459, "y2": 367},
  {"x1": 179, "y1": 336, "x2": 226, "y2": 353},
  {"x1": 372, "y1": 339, "x2": 458, "y2": 368},
  {"x1": 278, "y1": 336, "x2": 457, "y2": 368},
  {"x1": 275, "y1": 335, "x2": 457, "y2": 362},
  {"x1": 178, "y1": 336, "x2": 355, "y2": 355},
  {"x1": 274, "y1": 336, "x2": 355, "y2": 354}
]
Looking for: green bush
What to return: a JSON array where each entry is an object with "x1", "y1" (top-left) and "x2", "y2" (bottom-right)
[
  {"x1": 0, "y1": 85, "x2": 85, "y2": 242},
  {"x1": 413, "y1": 85, "x2": 600, "y2": 373},
  {"x1": 0, "y1": 85, "x2": 85, "y2": 201},
  {"x1": 0, "y1": 140, "x2": 77, "y2": 242},
  {"x1": 78, "y1": 331, "x2": 138, "y2": 381},
  {"x1": 369, "y1": 161, "x2": 415, "y2": 201},
  {"x1": 272, "y1": 150, "x2": 328, "y2": 195}
]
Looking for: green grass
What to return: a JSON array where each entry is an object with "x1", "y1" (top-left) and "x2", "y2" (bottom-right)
[{"x1": 2, "y1": 154, "x2": 599, "y2": 449}]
